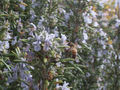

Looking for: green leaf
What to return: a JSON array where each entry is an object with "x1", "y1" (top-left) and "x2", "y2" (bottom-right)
[
  {"x1": 57, "y1": 45, "x2": 70, "y2": 48},
  {"x1": 60, "y1": 58, "x2": 74, "y2": 62},
  {"x1": 70, "y1": 63, "x2": 84, "y2": 74},
  {"x1": 0, "y1": 58, "x2": 11, "y2": 72}
]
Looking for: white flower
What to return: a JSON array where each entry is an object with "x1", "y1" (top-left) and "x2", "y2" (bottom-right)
[
  {"x1": 86, "y1": 72, "x2": 91, "y2": 77},
  {"x1": 103, "y1": 45, "x2": 106, "y2": 49},
  {"x1": 83, "y1": 31, "x2": 88, "y2": 40},
  {"x1": 4, "y1": 41, "x2": 9, "y2": 49},
  {"x1": 30, "y1": 9, "x2": 36, "y2": 21},
  {"x1": 61, "y1": 34, "x2": 67, "y2": 43},
  {"x1": 115, "y1": 0, "x2": 120, "y2": 7},
  {"x1": 34, "y1": 44, "x2": 41, "y2": 51},
  {"x1": 5, "y1": 32, "x2": 12, "y2": 40},
  {"x1": 0, "y1": 41, "x2": 9, "y2": 51},
  {"x1": 33, "y1": 40, "x2": 41, "y2": 52},
  {"x1": 32, "y1": 34, "x2": 41, "y2": 52},
  {"x1": 90, "y1": 10, "x2": 97, "y2": 18},
  {"x1": 98, "y1": 50, "x2": 102, "y2": 57},
  {"x1": 20, "y1": 4, "x2": 25, "y2": 10},
  {"x1": 94, "y1": 22, "x2": 99, "y2": 27},
  {"x1": 56, "y1": 81, "x2": 70, "y2": 90},
  {"x1": 99, "y1": 29, "x2": 107, "y2": 37},
  {"x1": 54, "y1": 31, "x2": 59, "y2": 37},
  {"x1": 48, "y1": 34, "x2": 55, "y2": 40},
  {"x1": 65, "y1": 13, "x2": 70, "y2": 21},
  {"x1": 82, "y1": 40, "x2": 87, "y2": 44},
  {"x1": 84, "y1": 16, "x2": 92, "y2": 24},
  {"x1": 59, "y1": 8, "x2": 66, "y2": 14},
  {"x1": 115, "y1": 19, "x2": 120, "y2": 27},
  {"x1": 30, "y1": 23, "x2": 37, "y2": 31},
  {"x1": 43, "y1": 41, "x2": 51, "y2": 51},
  {"x1": 12, "y1": 36, "x2": 17, "y2": 45},
  {"x1": 56, "y1": 62, "x2": 61, "y2": 67},
  {"x1": 0, "y1": 41, "x2": 4, "y2": 51},
  {"x1": 61, "y1": 81, "x2": 70, "y2": 90},
  {"x1": 37, "y1": 16, "x2": 44, "y2": 28}
]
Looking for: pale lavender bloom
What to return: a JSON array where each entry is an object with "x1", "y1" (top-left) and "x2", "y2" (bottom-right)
[
  {"x1": 83, "y1": 31, "x2": 88, "y2": 40},
  {"x1": 29, "y1": 31, "x2": 34, "y2": 37},
  {"x1": 0, "y1": 41, "x2": 10, "y2": 51},
  {"x1": 94, "y1": 22, "x2": 99, "y2": 27},
  {"x1": 58, "y1": 8, "x2": 66, "y2": 14},
  {"x1": 75, "y1": 59, "x2": 80, "y2": 63},
  {"x1": 37, "y1": 17, "x2": 44, "y2": 28},
  {"x1": 82, "y1": 40, "x2": 87, "y2": 44},
  {"x1": 43, "y1": 40, "x2": 51, "y2": 51},
  {"x1": 19, "y1": 0, "x2": 26, "y2": 10},
  {"x1": 34, "y1": 44, "x2": 41, "y2": 51},
  {"x1": 11, "y1": 36, "x2": 17, "y2": 45},
  {"x1": 7, "y1": 65, "x2": 18, "y2": 83},
  {"x1": 83, "y1": 12, "x2": 92, "y2": 24},
  {"x1": 18, "y1": 40, "x2": 23, "y2": 48},
  {"x1": 115, "y1": 19, "x2": 120, "y2": 27},
  {"x1": 54, "y1": 30, "x2": 59, "y2": 37},
  {"x1": 21, "y1": 82, "x2": 29, "y2": 90},
  {"x1": 30, "y1": 9, "x2": 36, "y2": 21},
  {"x1": 61, "y1": 81, "x2": 70, "y2": 90},
  {"x1": 115, "y1": 0, "x2": 120, "y2": 8},
  {"x1": 56, "y1": 62, "x2": 62, "y2": 67},
  {"x1": 32, "y1": 34, "x2": 42, "y2": 51},
  {"x1": 84, "y1": 16, "x2": 92, "y2": 24},
  {"x1": 103, "y1": 45, "x2": 106, "y2": 49},
  {"x1": 64, "y1": 13, "x2": 70, "y2": 21},
  {"x1": 0, "y1": 41, "x2": 4, "y2": 51},
  {"x1": 5, "y1": 32, "x2": 12, "y2": 40},
  {"x1": 30, "y1": 23, "x2": 37, "y2": 31},
  {"x1": 48, "y1": 34, "x2": 55, "y2": 40},
  {"x1": 20, "y1": 70, "x2": 26, "y2": 80},
  {"x1": 90, "y1": 10, "x2": 97, "y2": 18},
  {"x1": 56, "y1": 81, "x2": 70, "y2": 90},
  {"x1": 33, "y1": 85, "x2": 39, "y2": 90},
  {"x1": 99, "y1": 29, "x2": 107, "y2": 37},
  {"x1": 98, "y1": 50, "x2": 103, "y2": 57},
  {"x1": 20, "y1": 4, "x2": 25, "y2": 10},
  {"x1": 4, "y1": 41, "x2": 9, "y2": 49},
  {"x1": 86, "y1": 72, "x2": 91, "y2": 77},
  {"x1": 61, "y1": 34, "x2": 67, "y2": 43}
]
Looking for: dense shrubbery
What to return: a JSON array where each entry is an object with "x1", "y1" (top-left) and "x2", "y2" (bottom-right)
[{"x1": 0, "y1": 0, "x2": 120, "y2": 90}]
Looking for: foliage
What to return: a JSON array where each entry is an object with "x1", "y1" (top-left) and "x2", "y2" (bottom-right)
[{"x1": 0, "y1": 0, "x2": 120, "y2": 90}]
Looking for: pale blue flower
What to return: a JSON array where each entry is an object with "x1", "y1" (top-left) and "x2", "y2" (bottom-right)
[
  {"x1": 20, "y1": 4, "x2": 25, "y2": 10},
  {"x1": 34, "y1": 44, "x2": 41, "y2": 51},
  {"x1": 61, "y1": 34, "x2": 67, "y2": 43},
  {"x1": 37, "y1": 17, "x2": 44, "y2": 28},
  {"x1": 0, "y1": 41, "x2": 9, "y2": 51},
  {"x1": 4, "y1": 41, "x2": 9, "y2": 49},
  {"x1": 5, "y1": 32, "x2": 11, "y2": 40},
  {"x1": 30, "y1": 23, "x2": 37, "y2": 31},
  {"x1": 43, "y1": 40, "x2": 51, "y2": 51},
  {"x1": 12, "y1": 36, "x2": 17, "y2": 45},
  {"x1": 83, "y1": 31, "x2": 88, "y2": 40},
  {"x1": 56, "y1": 62, "x2": 62, "y2": 67}
]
